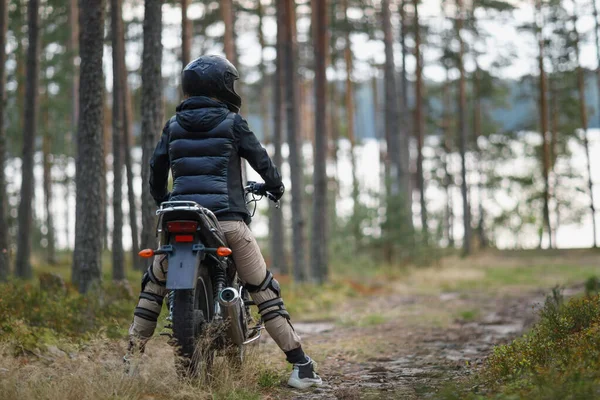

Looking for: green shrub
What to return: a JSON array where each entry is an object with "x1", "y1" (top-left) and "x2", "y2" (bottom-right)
[
  {"x1": 0, "y1": 279, "x2": 134, "y2": 353},
  {"x1": 439, "y1": 289, "x2": 600, "y2": 399}
]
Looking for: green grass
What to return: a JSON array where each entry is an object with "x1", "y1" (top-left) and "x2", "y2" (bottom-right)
[
  {"x1": 433, "y1": 262, "x2": 600, "y2": 294},
  {"x1": 457, "y1": 309, "x2": 479, "y2": 322},
  {"x1": 438, "y1": 287, "x2": 600, "y2": 399},
  {"x1": 337, "y1": 312, "x2": 387, "y2": 328},
  {"x1": 257, "y1": 368, "x2": 284, "y2": 388}
]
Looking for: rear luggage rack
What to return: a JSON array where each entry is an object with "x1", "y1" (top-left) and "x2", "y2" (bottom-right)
[{"x1": 157, "y1": 201, "x2": 202, "y2": 215}]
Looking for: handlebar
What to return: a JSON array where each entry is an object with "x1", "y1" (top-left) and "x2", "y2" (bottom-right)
[{"x1": 245, "y1": 181, "x2": 281, "y2": 209}]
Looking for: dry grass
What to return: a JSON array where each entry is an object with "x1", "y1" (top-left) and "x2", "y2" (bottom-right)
[{"x1": 0, "y1": 338, "x2": 279, "y2": 400}]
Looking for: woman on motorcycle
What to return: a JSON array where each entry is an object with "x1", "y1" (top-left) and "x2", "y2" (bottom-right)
[{"x1": 125, "y1": 55, "x2": 322, "y2": 389}]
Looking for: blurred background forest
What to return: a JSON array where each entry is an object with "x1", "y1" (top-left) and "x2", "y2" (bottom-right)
[{"x1": 0, "y1": 0, "x2": 599, "y2": 288}]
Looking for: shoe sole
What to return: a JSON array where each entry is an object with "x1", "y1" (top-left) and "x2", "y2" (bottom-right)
[{"x1": 287, "y1": 377, "x2": 323, "y2": 389}]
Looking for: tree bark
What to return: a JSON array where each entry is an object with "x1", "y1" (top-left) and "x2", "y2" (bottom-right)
[
  {"x1": 398, "y1": 0, "x2": 410, "y2": 197},
  {"x1": 102, "y1": 95, "x2": 111, "y2": 251},
  {"x1": 592, "y1": 0, "x2": 600, "y2": 130},
  {"x1": 140, "y1": 0, "x2": 163, "y2": 252},
  {"x1": 221, "y1": 0, "x2": 237, "y2": 65},
  {"x1": 549, "y1": 74, "x2": 559, "y2": 246},
  {"x1": 470, "y1": 6, "x2": 488, "y2": 250},
  {"x1": 65, "y1": 0, "x2": 79, "y2": 251},
  {"x1": 473, "y1": 64, "x2": 488, "y2": 249},
  {"x1": 342, "y1": 0, "x2": 360, "y2": 243},
  {"x1": 16, "y1": 0, "x2": 40, "y2": 279},
  {"x1": 257, "y1": 0, "x2": 270, "y2": 145},
  {"x1": 311, "y1": 0, "x2": 328, "y2": 284},
  {"x1": 282, "y1": 0, "x2": 307, "y2": 281},
  {"x1": 536, "y1": 0, "x2": 552, "y2": 249},
  {"x1": 573, "y1": 7, "x2": 598, "y2": 248},
  {"x1": 382, "y1": 0, "x2": 412, "y2": 261},
  {"x1": 42, "y1": 95, "x2": 56, "y2": 265},
  {"x1": 72, "y1": 0, "x2": 106, "y2": 293},
  {"x1": 119, "y1": 18, "x2": 140, "y2": 270},
  {"x1": 383, "y1": 0, "x2": 403, "y2": 196},
  {"x1": 181, "y1": 0, "x2": 191, "y2": 68},
  {"x1": 456, "y1": 0, "x2": 471, "y2": 255},
  {"x1": 442, "y1": 64, "x2": 455, "y2": 248},
  {"x1": 0, "y1": 0, "x2": 9, "y2": 280},
  {"x1": 413, "y1": 0, "x2": 427, "y2": 242},
  {"x1": 111, "y1": 0, "x2": 125, "y2": 280},
  {"x1": 270, "y1": 1, "x2": 286, "y2": 275}
]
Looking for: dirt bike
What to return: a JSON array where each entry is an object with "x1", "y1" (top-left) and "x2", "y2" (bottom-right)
[{"x1": 138, "y1": 182, "x2": 279, "y2": 376}]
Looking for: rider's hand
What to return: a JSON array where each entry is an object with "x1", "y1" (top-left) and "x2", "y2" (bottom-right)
[
  {"x1": 267, "y1": 184, "x2": 285, "y2": 201},
  {"x1": 254, "y1": 183, "x2": 285, "y2": 201}
]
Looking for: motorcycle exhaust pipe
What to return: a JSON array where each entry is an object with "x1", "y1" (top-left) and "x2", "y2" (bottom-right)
[{"x1": 218, "y1": 287, "x2": 246, "y2": 346}]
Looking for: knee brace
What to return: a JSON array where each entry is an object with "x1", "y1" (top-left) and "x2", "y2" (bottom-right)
[
  {"x1": 142, "y1": 259, "x2": 166, "y2": 289},
  {"x1": 134, "y1": 267, "x2": 166, "y2": 323},
  {"x1": 245, "y1": 271, "x2": 290, "y2": 322}
]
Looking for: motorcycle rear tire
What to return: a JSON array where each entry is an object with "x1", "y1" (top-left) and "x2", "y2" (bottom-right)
[{"x1": 172, "y1": 266, "x2": 213, "y2": 377}]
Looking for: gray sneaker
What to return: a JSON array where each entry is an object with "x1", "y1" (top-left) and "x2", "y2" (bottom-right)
[{"x1": 288, "y1": 357, "x2": 323, "y2": 389}]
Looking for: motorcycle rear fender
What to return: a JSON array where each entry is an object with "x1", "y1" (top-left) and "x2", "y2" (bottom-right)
[{"x1": 165, "y1": 243, "x2": 203, "y2": 290}]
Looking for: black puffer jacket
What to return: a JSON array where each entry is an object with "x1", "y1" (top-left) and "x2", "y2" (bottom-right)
[{"x1": 149, "y1": 96, "x2": 282, "y2": 223}]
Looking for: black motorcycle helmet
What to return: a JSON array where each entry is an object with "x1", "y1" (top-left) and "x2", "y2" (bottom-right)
[{"x1": 182, "y1": 55, "x2": 241, "y2": 113}]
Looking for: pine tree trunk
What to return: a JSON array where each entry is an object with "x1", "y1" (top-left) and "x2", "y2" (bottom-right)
[
  {"x1": 42, "y1": 101, "x2": 56, "y2": 265},
  {"x1": 473, "y1": 65, "x2": 488, "y2": 249},
  {"x1": 329, "y1": 82, "x2": 341, "y2": 202},
  {"x1": 270, "y1": 2, "x2": 286, "y2": 275},
  {"x1": 16, "y1": 0, "x2": 40, "y2": 279},
  {"x1": 383, "y1": 0, "x2": 403, "y2": 195},
  {"x1": 382, "y1": 0, "x2": 399, "y2": 262},
  {"x1": 111, "y1": 0, "x2": 125, "y2": 280},
  {"x1": 383, "y1": 0, "x2": 412, "y2": 260},
  {"x1": 442, "y1": 65, "x2": 455, "y2": 248},
  {"x1": 181, "y1": 0, "x2": 191, "y2": 67},
  {"x1": 573, "y1": 9, "x2": 598, "y2": 248},
  {"x1": 140, "y1": 0, "x2": 163, "y2": 252},
  {"x1": 470, "y1": 6, "x2": 488, "y2": 250},
  {"x1": 0, "y1": 0, "x2": 9, "y2": 280},
  {"x1": 282, "y1": 0, "x2": 306, "y2": 282},
  {"x1": 536, "y1": 0, "x2": 552, "y2": 250},
  {"x1": 342, "y1": 0, "x2": 360, "y2": 243},
  {"x1": 72, "y1": 0, "x2": 106, "y2": 293},
  {"x1": 221, "y1": 0, "x2": 236, "y2": 65},
  {"x1": 550, "y1": 75, "x2": 559, "y2": 246},
  {"x1": 289, "y1": 2, "x2": 302, "y2": 142},
  {"x1": 15, "y1": 2, "x2": 26, "y2": 136},
  {"x1": 65, "y1": 0, "x2": 79, "y2": 251},
  {"x1": 593, "y1": 0, "x2": 600, "y2": 130},
  {"x1": 257, "y1": 0, "x2": 270, "y2": 145},
  {"x1": 413, "y1": 0, "x2": 427, "y2": 242},
  {"x1": 310, "y1": 0, "x2": 328, "y2": 284},
  {"x1": 456, "y1": 0, "x2": 471, "y2": 255},
  {"x1": 102, "y1": 97, "x2": 111, "y2": 251},
  {"x1": 398, "y1": 0, "x2": 410, "y2": 197},
  {"x1": 120, "y1": 21, "x2": 140, "y2": 270}
]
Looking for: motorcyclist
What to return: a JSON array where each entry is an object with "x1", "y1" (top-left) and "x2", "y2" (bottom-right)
[{"x1": 125, "y1": 55, "x2": 322, "y2": 389}]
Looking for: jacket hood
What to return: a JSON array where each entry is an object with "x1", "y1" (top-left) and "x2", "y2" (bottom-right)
[{"x1": 175, "y1": 96, "x2": 230, "y2": 132}]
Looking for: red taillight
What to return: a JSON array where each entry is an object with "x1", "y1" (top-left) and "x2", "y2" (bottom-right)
[
  {"x1": 167, "y1": 221, "x2": 198, "y2": 233},
  {"x1": 175, "y1": 235, "x2": 194, "y2": 243}
]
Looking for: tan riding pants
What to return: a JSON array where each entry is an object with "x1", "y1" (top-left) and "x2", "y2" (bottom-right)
[{"x1": 129, "y1": 220, "x2": 302, "y2": 353}]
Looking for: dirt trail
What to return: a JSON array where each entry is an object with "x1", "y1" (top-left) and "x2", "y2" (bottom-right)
[{"x1": 266, "y1": 286, "x2": 560, "y2": 399}]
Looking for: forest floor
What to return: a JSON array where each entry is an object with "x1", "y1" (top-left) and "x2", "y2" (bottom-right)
[
  {"x1": 1, "y1": 249, "x2": 599, "y2": 399},
  {"x1": 262, "y1": 250, "x2": 599, "y2": 399}
]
